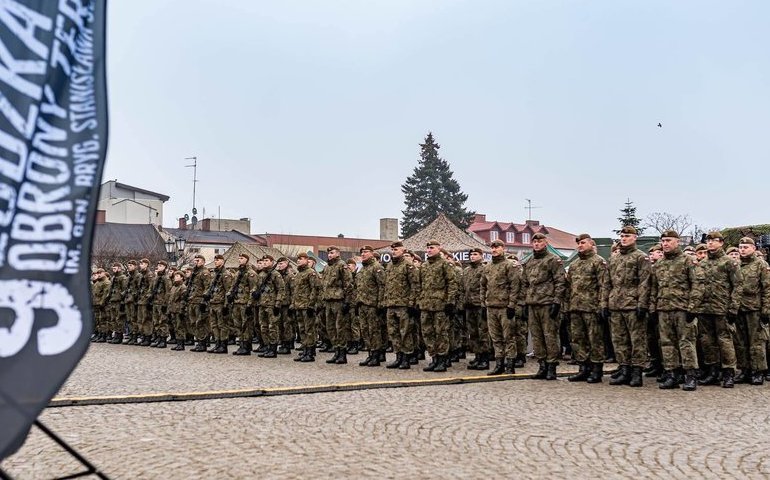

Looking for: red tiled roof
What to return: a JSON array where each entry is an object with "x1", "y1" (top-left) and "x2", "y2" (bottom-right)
[{"x1": 468, "y1": 217, "x2": 576, "y2": 249}]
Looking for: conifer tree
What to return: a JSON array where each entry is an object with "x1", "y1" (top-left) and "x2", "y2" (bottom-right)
[{"x1": 615, "y1": 198, "x2": 644, "y2": 235}]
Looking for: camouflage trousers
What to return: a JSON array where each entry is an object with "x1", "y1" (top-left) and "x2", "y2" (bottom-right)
[
  {"x1": 325, "y1": 301, "x2": 350, "y2": 349},
  {"x1": 188, "y1": 303, "x2": 209, "y2": 341},
  {"x1": 152, "y1": 305, "x2": 169, "y2": 337},
  {"x1": 657, "y1": 310, "x2": 698, "y2": 370},
  {"x1": 609, "y1": 310, "x2": 647, "y2": 367},
  {"x1": 387, "y1": 307, "x2": 416, "y2": 355},
  {"x1": 109, "y1": 303, "x2": 125, "y2": 334},
  {"x1": 350, "y1": 310, "x2": 361, "y2": 342},
  {"x1": 279, "y1": 306, "x2": 294, "y2": 343},
  {"x1": 420, "y1": 310, "x2": 450, "y2": 357},
  {"x1": 516, "y1": 316, "x2": 528, "y2": 357},
  {"x1": 231, "y1": 304, "x2": 252, "y2": 341},
  {"x1": 647, "y1": 313, "x2": 662, "y2": 363},
  {"x1": 170, "y1": 311, "x2": 186, "y2": 339},
  {"x1": 93, "y1": 306, "x2": 108, "y2": 333},
  {"x1": 208, "y1": 304, "x2": 230, "y2": 341},
  {"x1": 734, "y1": 311, "x2": 768, "y2": 372},
  {"x1": 486, "y1": 307, "x2": 516, "y2": 359},
  {"x1": 359, "y1": 305, "x2": 385, "y2": 351},
  {"x1": 137, "y1": 304, "x2": 153, "y2": 336},
  {"x1": 258, "y1": 306, "x2": 280, "y2": 345},
  {"x1": 529, "y1": 305, "x2": 560, "y2": 363},
  {"x1": 297, "y1": 309, "x2": 317, "y2": 348},
  {"x1": 698, "y1": 314, "x2": 737, "y2": 369},
  {"x1": 569, "y1": 311, "x2": 605, "y2": 364},
  {"x1": 315, "y1": 308, "x2": 328, "y2": 343},
  {"x1": 450, "y1": 311, "x2": 467, "y2": 351},
  {"x1": 466, "y1": 307, "x2": 491, "y2": 355},
  {"x1": 125, "y1": 303, "x2": 137, "y2": 335}
]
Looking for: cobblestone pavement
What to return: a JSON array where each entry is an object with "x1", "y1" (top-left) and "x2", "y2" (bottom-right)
[{"x1": 4, "y1": 344, "x2": 770, "y2": 479}]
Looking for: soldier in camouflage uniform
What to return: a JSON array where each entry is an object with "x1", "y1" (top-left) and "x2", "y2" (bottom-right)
[
  {"x1": 734, "y1": 237, "x2": 770, "y2": 385},
  {"x1": 382, "y1": 241, "x2": 420, "y2": 369},
  {"x1": 481, "y1": 240, "x2": 523, "y2": 375},
  {"x1": 206, "y1": 254, "x2": 234, "y2": 354},
  {"x1": 521, "y1": 232, "x2": 566, "y2": 380},
  {"x1": 644, "y1": 244, "x2": 665, "y2": 379},
  {"x1": 124, "y1": 260, "x2": 141, "y2": 344},
  {"x1": 650, "y1": 230, "x2": 698, "y2": 391},
  {"x1": 91, "y1": 269, "x2": 111, "y2": 342},
  {"x1": 276, "y1": 257, "x2": 296, "y2": 354},
  {"x1": 228, "y1": 253, "x2": 258, "y2": 355},
  {"x1": 417, "y1": 239, "x2": 459, "y2": 372},
  {"x1": 186, "y1": 254, "x2": 212, "y2": 352},
  {"x1": 507, "y1": 255, "x2": 528, "y2": 368},
  {"x1": 463, "y1": 247, "x2": 490, "y2": 371},
  {"x1": 404, "y1": 250, "x2": 425, "y2": 362},
  {"x1": 107, "y1": 263, "x2": 128, "y2": 344},
  {"x1": 690, "y1": 231, "x2": 742, "y2": 388},
  {"x1": 291, "y1": 252, "x2": 320, "y2": 362},
  {"x1": 255, "y1": 255, "x2": 286, "y2": 359},
  {"x1": 136, "y1": 258, "x2": 156, "y2": 347},
  {"x1": 605, "y1": 226, "x2": 651, "y2": 387},
  {"x1": 356, "y1": 245, "x2": 386, "y2": 366},
  {"x1": 149, "y1": 260, "x2": 172, "y2": 348},
  {"x1": 346, "y1": 258, "x2": 362, "y2": 355},
  {"x1": 168, "y1": 270, "x2": 188, "y2": 351},
  {"x1": 442, "y1": 250, "x2": 466, "y2": 364},
  {"x1": 564, "y1": 234, "x2": 608, "y2": 383},
  {"x1": 320, "y1": 246, "x2": 353, "y2": 364}
]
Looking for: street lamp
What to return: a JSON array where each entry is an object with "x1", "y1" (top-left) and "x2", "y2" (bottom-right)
[
  {"x1": 175, "y1": 236, "x2": 186, "y2": 252},
  {"x1": 165, "y1": 236, "x2": 186, "y2": 266}
]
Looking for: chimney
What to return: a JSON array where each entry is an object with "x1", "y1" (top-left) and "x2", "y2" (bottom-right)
[
  {"x1": 202, "y1": 218, "x2": 211, "y2": 231},
  {"x1": 178, "y1": 217, "x2": 187, "y2": 229},
  {"x1": 473, "y1": 213, "x2": 487, "y2": 223},
  {"x1": 379, "y1": 218, "x2": 399, "y2": 241},
  {"x1": 95, "y1": 210, "x2": 106, "y2": 224}
]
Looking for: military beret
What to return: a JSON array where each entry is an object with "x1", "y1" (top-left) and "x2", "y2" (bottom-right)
[
  {"x1": 426, "y1": 239, "x2": 440, "y2": 247},
  {"x1": 157, "y1": 260, "x2": 169, "y2": 267},
  {"x1": 695, "y1": 243, "x2": 707, "y2": 252},
  {"x1": 403, "y1": 250, "x2": 414, "y2": 257},
  {"x1": 470, "y1": 247, "x2": 483, "y2": 255},
  {"x1": 490, "y1": 239, "x2": 505, "y2": 248},
  {"x1": 172, "y1": 270, "x2": 184, "y2": 278},
  {"x1": 648, "y1": 244, "x2": 662, "y2": 253},
  {"x1": 239, "y1": 253, "x2": 250, "y2": 261},
  {"x1": 139, "y1": 258, "x2": 150, "y2": 264},
  {"x1": 326, "y1": 245, "x2": 339, "y2": 252},
  {"x1": 296, "y1": 252, "x2": 308, "y2": 260},
  {"x1": 532, "y1": 233, "x2": 547, "y2": 241},
  {"x1": 182, "y1": 265, "x2": 193, "y2": 271},
  {"x1": 262, "y1": 254, "x2": 274, "y2": 262},
  {"x1": 739, "y1": 237, "x2": 755, "y2": 246},
  {"x1": 683, "y1": 245, "x2": 695, "y2": 252},
  {"x1": 359, "y1": 245, "x2": 374, "y2": 253},
  {"x1": 620, "y1": 226, "x2": 637, "y2": 235},
  {"x1": 705, "y1": 231, "x2": 724, "y2": 240},
  {"x1": 126, "y1": 260, "x2": 137, "y2": 266},
  {"x1": 277, "y1": 257, "x2": 288, "y2": 263},
  {"x1": 390, "y1": 241, "x2": 404, "y2": 248},
  {"x1": 111, "y1": 262, "x2": 123, "y2": 268},
  {"x1": 575, "y1": 233, "x2": 592, "y2": 243},
  {"x1": 660, "y1": 229, "x2": 679, "y2": 239},
  {"x1": 346, "y1": 258, "x2": 357, "y2": 265},
  {"x1": 193, "y1": 254, "x2": 206, "y2": 261},
  {"x1": 214, "y1": 254, "x2": 225, "y2": 260},
  {"x1": 726, "y1": 246, "x2": 738, "y2": 255},
  {"x1": 95, "y1": 268, "x2": 105, "y2": 274}
]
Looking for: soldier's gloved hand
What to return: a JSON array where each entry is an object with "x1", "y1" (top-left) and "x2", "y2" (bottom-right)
[
  {"x1": 407, "y1": 306, "x2": 419, "y2": 318},
  {"x1": 636, "y1": 307, "x2": 648, "y2": 321},
  {"x1": 761, "y1": 314, "x2": 770, "y2": 326},
  {"x1": 548, "y1": 303, "x2": 560, "y2": 320},
  {"x1": 726, "y1": 313, "x2": 737, "y2": 325},
  {"x1": 444, "y1": 304, "x2": 456, "y2": 317},
  {"x1": 342, "y1": 303, "x2": 351, "y2": 315},
  {"x1": 521, "y1": 306, "x2": 529, "y2": 322},
  {"x1": 506, "y1": 307, "x2": 516, "y2": 320},
  {"x1": 686, "y1": 312, "x2": 697, "y2": 324},
  {"x1": 307, "y1": 308, "x2": 316, "y2": 319},
  {"x1": 272, "y1": 306, "x2": 281, "y2": 316}
]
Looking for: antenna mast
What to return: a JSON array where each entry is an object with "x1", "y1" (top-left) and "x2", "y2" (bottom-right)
[{"x1": 185, "y1": 156, "x2": 198, "y2": 229}]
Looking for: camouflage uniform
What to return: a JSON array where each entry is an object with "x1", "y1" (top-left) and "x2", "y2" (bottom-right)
[
  {"x1": 481, "y1": 255, "x2": 522, "y2": 361},
  {"x1": 167, "y1": 278, "x2": 187, "y2": 348},
  {"x1": 736, "y1": 254, "x2": 770, "y2": 372},
  {"x1": 605, "y1": 244, "x2": 651, "y2": 368},
  {"x1": 565, "y1": 250, "x2": 607, "y2": 364},
  {"x1": 227, "y1": 264, "x2": 258, "y2": 348},
  {"x1": 449, "y1": 263, "x2": 466, "y2": 356},
  {"x1": 257, "y1": 268, "x2": 286, "y2": 347},
  {"x1": 92, "y1": 274, "x2": 111, "y2": 336},
  {"x1": 384, "y1": 255, "x2": 420, "y2": 356},
  {"x1": 185, "y1": 264, "x2": 212, "y2": 345},
  {"x1": 108, "y1": 270, "x2": 128, "y2": 337},
  {"x1": 149, "y1": 269, "x2": 172, "y2": 341},
  {"x1": 462, "y1": 259, "x2": 489, "y2": 358},
  {"x1": 650, "y1": 247, "x2": 698, "y2": 370},
  {"x1": 291, "y1": 264, "x2": 320, "y2": 348},
  {"x1": 125, "y1": 267, "x2": 141, "y2": 341},
  {"x1": 521, "y1": 250, "x2": 566, "y2": 364},
  {"x1": 278, "y1": 267, "x2": 296, "y2": 346},
  {"x1": 207, "y1": 265, "x2": 234, "y2": 344},
  {"x1": 417, "y1": 255, "x2": 459, "y2": 359},
  {"x1": 321, "y1": 258, "x2": 354, "y2": 349},
  {"x1": 690, "y1": 248, "x2": 742, "y2": 370},
  {"x1": 356, "y1": 257, "x2": 386, "y2": 352},
  {"x1": 136, "y1": 266, "x2": 157, "y2": 339}
]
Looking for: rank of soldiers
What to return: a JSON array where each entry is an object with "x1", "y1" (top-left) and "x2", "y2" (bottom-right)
[{"x1": 90, "y1": 227, "x2": 770, "y2": 391}]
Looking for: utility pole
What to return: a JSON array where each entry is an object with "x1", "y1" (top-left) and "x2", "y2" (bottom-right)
[
  {"x1": 524, "y1": 198, "x2": 541, "y2": 221},
  {"x1": 184, "y1": 156, "x2": 198, "y2": 229}
]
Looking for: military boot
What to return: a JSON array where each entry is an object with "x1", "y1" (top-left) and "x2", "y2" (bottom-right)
[
  {"x1": 433, "y1": 355, "x2": 447, "y2": 372},
  {"x1": 156, "y1": 337, "x2": 167, "y2": 349},
  {"x1": 513, "y1": 354, "x2": 526, "y2": 369},
  {"x1": 417, "y1": 349, "x2": 426, "y2": 360},
  {"x1": 586, "y1": 363, "x2": 603, "y2": 383},
  {"x1": 628, "y1": 366, "x2": 643, "y2": 387},
  {"x1": 476, "y1": 352, "x2": 490, "y2": 371},
  {"x1": 254, "y1": 343, "x2": 268, "y2": 353},
  {"x1": 504, "y1": 358, "x2": 515, "y2": 374},
  {"x1": 233, "y1": 341, "x2": 250, "y2": 356},
  {"x1": 533, "y1": 360, "x2": 547, "y2": 379},
  {"x1": 378, "y1": 350, "x2": 386, "y2": 362},
  {"x1": 467, "y1": 354, "x2": 480, "y2": 370},
  {"x1": 366, "y1": 350, "x2": 380, "y2": 367},
  {"x1": 94, "y1": 333, "x2": 106, "y2": 343},
  {"x1": 681, "y1": 370, "x2": 697, "y2": 391},
  {"x1": 609, "y1": 366, "x2": 631, "y2": 385},
  {"x1": 409, "y1": 354, "x2": 419, "y2": 365},
  {"x1": 262, "y1": 344, "x2": 278, "y2": 358},
  {"x1": 216, "y1": 340, "x2": 227, "y2": 354},
  {"x1": 398, "y1": 353, "x2": 411, "y2": 369},
  {"x1": 325, "y1": 348, "x2": 340, "y2": 364},
  {"x1": 346, "y1": 341, "x2": 359, "y2": 355},
  {"x1": 207, "y1": 340, "x2": 220, "y2": 353},
  {"x1": 545, "y1": 363, "x2": 557, "y2": 381},
  {"x1": 643, "y1": 359, "x2": 663, "y2": 378},
  {"x1": 488, "y1": 358, "x2": 505, "y2": 376},
  {"x1": 386, "y1": 353, "x2": 402, "y2": 369},
  {"x1": 659, "y1": 370, "x2": 678, "y2": 389},
  {"x1": 276, "y1": 342, "x2": 290, "y2": 355},
  {"x1": 191, "y1": 341, "x2": 206, "y2": 352},
  {"x1": 734, "y1": 369, "x2": 751, "y2": 384},
  {"x1": 171, "y1": 340, "x2": 185, "y2": 351},
  {"x1": 359, "y1": 351, "x2": 374, "y2": 367},
  {"x1": 698, "y1": 365, "x2": 720, "y2": 386},
  {"x1": 90, "y1": 332, "x2": 98, "y2": 342},
  {"x1": 335, "y1": 349, "x2": 348, "y2": 364},
  {"x1": 300, "y1": 347, "x2": 316, "y2": 362},
  {"x1": 139, "y1": 335, "x2": 152, "y2": 347},
  {"x1": 449, "y1": 349, "x2": 461, "y2": 363},
  {"x1": 721, "y1": 368, "x2": 735, "y2": 388},
  {"x1": 293, "y1": 347, "x2": 307, "y2": 361},
  {"x1": 752, "y1": 371, "x2": 766, "y2": 385},
  {"x1": 150, "y1": 335, "x2": 160, "y2": 348},
  {"x1": 423, "y1": 356, "x2": 438, "y2": 372},
  {"x1": 567, "y1": 363, "x2": 591, "y2": 382},
  {"x1": 318, "y1": 341, "x2": 333, "y2": 353}
]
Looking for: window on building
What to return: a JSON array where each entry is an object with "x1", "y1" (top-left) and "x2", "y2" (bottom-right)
[
  {"x1": 522, "y1": 233, "x2": 531, "y2": 244},
  {"x1": 506, "y1": 232, "x2": 515, "y2": 243},
  {"x1": 490, "y1": 230, "x2": 499, "y2": 242}
]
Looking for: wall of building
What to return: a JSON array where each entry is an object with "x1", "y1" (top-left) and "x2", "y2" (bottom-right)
[{"x1": 97, "y1": 198, "x2": 164, "y2": 225}]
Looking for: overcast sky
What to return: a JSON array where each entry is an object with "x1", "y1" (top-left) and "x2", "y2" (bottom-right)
[{"x1": 104, "y1": 1, "x2": 770, "y2": 239}]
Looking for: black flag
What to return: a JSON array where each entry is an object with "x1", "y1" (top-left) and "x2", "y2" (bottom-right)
[{"x1": 0, "y1": 0, "x2": 108, "y2": 460}]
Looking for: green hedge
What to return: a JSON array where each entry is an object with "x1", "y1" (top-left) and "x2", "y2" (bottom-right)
[{"x1": 721, "y1": 225, "x2": 770, "y2": 246}]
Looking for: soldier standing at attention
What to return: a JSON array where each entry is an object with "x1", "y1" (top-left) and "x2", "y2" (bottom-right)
[
  {"x1": 521, "y1": 233, "x2": 566, "y2": 380},
  {"x1": 187, "y1": 254, "x2": 212, "y2": 352},
  {"x1": 291, "y1": 252, "x2": 320, "y2": 362},
  {"x1": 321, "y1": 246, "x2": 353, "y2": 364},
  {"x1": 690, "y1": 231, "x2": 742, "y2": 388},
  {"x1": 383, "y1": 241, "x2": 420, "y2": 369},
  {"x1": 734, "y1": 237, "x2": 770, "y2": 385},
  {"x1": 149, "y1": 260, "x2": 172, "y2": 349},
  {"x1": 564, "y1": 234, "x2": 608, "y2": 383},
  {"x1": 206, "y1": 254, "x2": 233, "y2": 354},
  {"x1": 644, "y1": 244, "x2": 665, "y2": 379},
  {"x1": 417, "y1": 239, "x2": 459, "y2": 372},
  {"x1": 605, "y1": 226, "x2": 651, "y2": 387},
  {"x1": 124, "y1": 260, "x2": 141, "y2": 345},
  {"x1": 92, "y1": 269, "x2": 111, "y2": 342},
  {"x1": 108, "y1": 263, "x2": 128, "y2": 344},
  {"x1": 255, "y1": 255, "x2": 286, "y2": 359},
  {"x1": 356, "y1": 245, "x2": 386, "y2": 367},
  {"x1": 228, "y1": 253, "x2": 258, "y2": 355},
  {"x1": 276, "y1": 257, "x2": 296, "y2": 354},
  {"x1": 650, "y1": 230, "x2": 698, "y2": 391},
  {"x1": 346, "y1": 258, "x2": 362, "y2": 355},
  {"x1": 463, "y1": 247, "x2": 490, "y2": 371},
  {"x1": 168, "y1": 271, "x2": 188, "y2": 351},
  {"x1": 136, "y1": 258, "x2": 156, "y2": 347},
  {"x1": 481, "y1": 240, "x2": 523, "y2": 375}
]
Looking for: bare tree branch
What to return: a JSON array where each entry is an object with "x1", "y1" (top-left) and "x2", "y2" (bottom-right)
[{"x1": 644, "y1": 212, "x2": 692, "y2": 236}]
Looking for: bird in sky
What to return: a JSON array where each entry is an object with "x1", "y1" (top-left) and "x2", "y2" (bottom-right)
[{"x1": 657, "y1": 123, "x2": 662, "y2": 128}]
